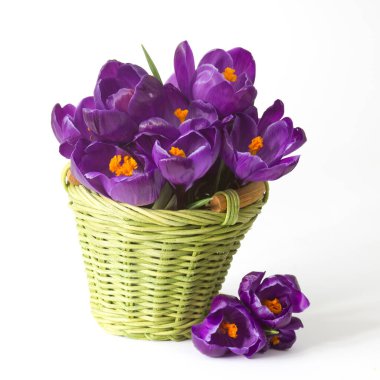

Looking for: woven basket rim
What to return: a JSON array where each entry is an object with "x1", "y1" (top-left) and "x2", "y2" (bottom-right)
[{"x1": 63, "y1": 163, "x2": 269, "y2": 226}]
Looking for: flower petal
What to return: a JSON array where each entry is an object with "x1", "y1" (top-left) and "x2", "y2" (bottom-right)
[
  {"x1": 199, "y1": 49, "x2": 233, "y2": 73},
  {"x1": 174, "y1": 41, "x2": 196, "y2": 99},
  {"x1": 127, "y1": 75, "x2": 164, "y2": 122},
  {"x1": 228, "y1": 47, "x2": 256, "y2": 82},
  {"x1": 235, "y1": 152, "x2": 267, "y2": 183},
  {"x1": 284, "y1": 125, "x2": 307, "y2": 156},
  {"x1": 188, "y1": 100, "x2": 218, "y2": 124},
  {"x1": 83, "y1": 108, "x2": 137, "y2": 143},
  {"x1": 259, "y1": 120, "x2": 293, "y2": 164},
  {"x1": 250, "y1": 155, "x2": 300, "y2": 181},
  {"x1": 258, "y1": 99, "x2": 285, "y2": 135}
]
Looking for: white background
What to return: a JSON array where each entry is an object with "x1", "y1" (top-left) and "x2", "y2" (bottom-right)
[{"x1": 1, "y1": 0, "x2": 379, "y2": 379}]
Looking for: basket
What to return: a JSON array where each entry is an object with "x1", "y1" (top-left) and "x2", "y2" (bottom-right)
[{"x1": 63, "y1": 166, "x2": 269, "y2": 341}]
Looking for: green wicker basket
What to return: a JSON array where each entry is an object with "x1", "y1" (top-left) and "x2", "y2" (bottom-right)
[{"x1": 63, "y1": 166, "x2": 268, "y2": 341}]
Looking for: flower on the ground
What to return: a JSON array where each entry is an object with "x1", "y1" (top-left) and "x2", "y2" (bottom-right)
[
  {"x1": 191, "y1": 294, "x2": 266, "y2": 358},
  {"x1": 238, "y1": 271, "x2": 310, "y2": 329}
]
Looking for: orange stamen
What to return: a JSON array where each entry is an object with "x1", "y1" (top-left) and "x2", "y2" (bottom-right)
[
  {"x1": 169, "y1": 146, "x2": 186, "y2": 158},
  {"x1": 271, "y1": 336, "x2": 280, "y2": 346},
  {"x1": 248, "y1": 136, "x2": 264, "y2": 155},
  {"x1": 109, "y1": 154, "x2": 138, "y2": 176},
  {"x1": 223, "y1": 67, "x2": 237, "y2": 82},
  {"x1": 219, "y1": 322, "x2": 238, "y2": 339},
  {"x1": 263, "y1": 298, "x2": 283, "y2": 315},
  {"x1": 174, "y1": 108, "x2": 189, "y2": 123}
]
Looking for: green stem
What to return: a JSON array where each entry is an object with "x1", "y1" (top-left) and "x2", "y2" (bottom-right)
[
  {"x1": 213, "y1": 160, "x2": 225, "y2": 195},
  {"x1": 152, "y1": 182, "x2": 174, "y2": 209},
  {"x1": 176, "y1": 186, "x2": 186, "y2": 210},
  {"x1": 264, "y1": 329, "x2": 280, "y2": 335}
]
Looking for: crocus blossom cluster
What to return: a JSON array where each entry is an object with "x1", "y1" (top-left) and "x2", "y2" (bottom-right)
[
  {"x1": 191, "y1": 271, "x2": 310, "y2": 358},
  {"x1": 52, "y1": 41, "x2": 306, "y2": 207}
]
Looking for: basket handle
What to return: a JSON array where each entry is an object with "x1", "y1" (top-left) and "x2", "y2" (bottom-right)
[
  {"x1": 214, "y1": 189, "x2": 240, "y2": 226},
  {"x1": 210, "y1": 181, "x2": 268, "y2": 213}
]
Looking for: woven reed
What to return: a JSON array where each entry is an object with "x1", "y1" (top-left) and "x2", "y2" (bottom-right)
[{"x1": 63, "y1": 167, "x2": 269, "y2": 341}]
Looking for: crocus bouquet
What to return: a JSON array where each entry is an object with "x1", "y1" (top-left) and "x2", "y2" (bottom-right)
[{"x1": 52, "y1": 41, "x2": 306, "y2": 209}]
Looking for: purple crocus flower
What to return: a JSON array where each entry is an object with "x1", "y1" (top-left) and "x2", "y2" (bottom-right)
[
  {"x1": 261, "y1": 317, "x2": 304, "y2": 352},
  {"x1": 70, "y1": 140, "x2": 164, "y2": 206},
  {"x1": 80, "y1": 60, "x2": 170, "y2": 144},
  {"x1": 223, "y1": 100, "x2": 307, "y2": 182},
  {"x1": 151, "y1": 121, "x2": 221, "y2": 190},
  {"x1": 238, "y1": 271, "x2": 310, "y2": 329},
  {"x1": 51, "y1": 103, "x2": 81, "y2": 158},
  {"x1": 168, "y1": 41, "x2": 257, "y2": 117},
  {"x1": 192, "y1": 295, "x2": 267, "y2": 358},
  {"x1": 162, "y1": 83, "x2": 219, "y2": 127}
]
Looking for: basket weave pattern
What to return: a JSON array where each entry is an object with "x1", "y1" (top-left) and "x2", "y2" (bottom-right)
[{"x1": 65, "y1": 179, "x2": 268, "y2": 341}]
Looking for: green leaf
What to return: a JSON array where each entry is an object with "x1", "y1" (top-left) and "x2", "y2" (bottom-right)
[{"x1": 141, "y1": 44, "x2": 163, "y2": 84}]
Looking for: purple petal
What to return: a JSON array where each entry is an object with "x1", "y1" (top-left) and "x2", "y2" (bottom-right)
[
  {"x1": 74, "y1": 96, "x2": 95, "y2": 138},
  {"x1": 228, "y1": 47, "x2": 256, "y2": 82},
  {"x1": 259, "y1": 120, "x2": 293, "y2": 164},
  {"x1": 235, "y1": 152, "x2": 267, "y2": 182},
  {"x1": 51, "y1": 103, "x2": 76, "y2": 143},
  {"x1": 174, "y1": 41, "x2": 196, "y2": 99},
  {"x1": 162, "y1": 83, "x2": 189, "y2": 126},
  {"x1": 127, "y1": 75, "x2": 164, "y2": 122},
  {"x1": 179, "y1": 118, "x2": 210, "y2": 135},
  {"x1": 284, "y1": 317, "x2": 304, "y2": 331},
  {"x1": 134, "y1": 118, "x2": 180, "y2": 155},
  {"x1": 271, "y1": 330, "x2": 297, "y2": 350},
  {"x1": 97, "y1": 60, "x2": 123, "y2": 80},
  {"x1": 188, "y1": 100, "x2": 218, "y2": 124},
  {"x1": 238, "y1": 271, "x2": 266, "y2": 306},
  {"x1": 230, "y1": 113, "x2": 258, "y2": 152},
  {"x1": 250, "y1": 155, "x2": 300, "y2": 181},
  {"x1": 152, "y1": 141, "x2": 194, "y2": 188},
  {"x1": 199, "y1": 49, "x2": 233, "y2": 73},
  {"x1": 83, "y1": 108, "x2": 137, "y2": 143},
  {"x1": 95, "y1": 77, "x2": 120, "y2": 109},
  {"x1": 70, "y1": 140, "x2": 111, "y2": 196},
  {"x1": 284, "y1": 126, "x2": 307, "y2": 156},
  {"x1": 243, "y1": 105, "x2": 259, "y2": 123},
  {"x1": 192, "y1": 64, "x2": 226, "y2": 100},
  {"x1": 106, "y1": 88, "x2": 134, "y2": 112},
  {"x1": 192, "y1": 333, "x2": 230, "y2": 357},
  {"x1": 105, "y1": 167, "x2": 163, "y2": 205},
  {"x1": 117, "y1": 63, "x2": 148, "y2": 88},
  {"x1": 258, "y1": 99, "x2": 285, "y2": 135}
]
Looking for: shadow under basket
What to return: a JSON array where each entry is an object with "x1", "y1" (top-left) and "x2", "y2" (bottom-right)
[{"x1": 63, "y1": 167, "x2": 269, "y2": 341}]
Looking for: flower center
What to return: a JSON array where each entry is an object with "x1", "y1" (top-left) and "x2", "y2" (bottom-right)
[
  {"x1": 271, "y1": 336, "x2": 280, "y2": 346},
  {"x1": 109, "y1": 154, "x2": 138, "y2": 176},
  {"x1": 219, "y1": 321, "x2": 238, "y2": 339},
  {"x1": 174, "y1": 108, "x2": 189, "y2": 123},
  {"x1": 263, "y1": 298, "x2": 283, "y2": 315},
  {"x1": 223, "y1": 67, "x2": 237, "y2": 82},
  {"x1": 169, "y1": 146, "x2": 186, "y2": 158},
  {"x1": 249, "y1": 136, "x2": 264, "y2": 155}
]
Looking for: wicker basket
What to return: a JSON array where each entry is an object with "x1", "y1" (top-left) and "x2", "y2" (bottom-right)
[{"x1": 63, "y1": 166, "x2": 268, "y2": 341}]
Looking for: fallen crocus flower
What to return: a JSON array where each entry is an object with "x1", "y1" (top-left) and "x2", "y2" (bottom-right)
[{"x1": 191, "y1": 294, "x2": 267, "y2": 358}]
